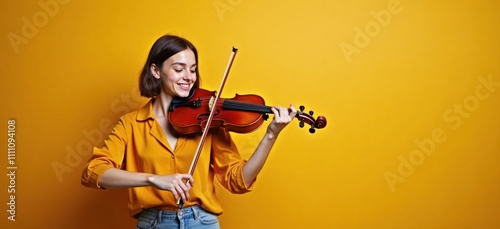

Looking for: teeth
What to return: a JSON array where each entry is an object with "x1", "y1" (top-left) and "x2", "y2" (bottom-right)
[{"x1": 178, "y1": 83, "x2": 190, "y2": 89}]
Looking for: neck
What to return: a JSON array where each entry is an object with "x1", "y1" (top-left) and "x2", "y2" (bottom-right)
[{"x1": 152, "y1": 91, "x2": 173, "y2": 118}]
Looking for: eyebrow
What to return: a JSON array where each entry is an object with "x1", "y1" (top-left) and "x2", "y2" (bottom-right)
[{"x1": 172, "y1": 62, "x2": 197, "y2": 68}]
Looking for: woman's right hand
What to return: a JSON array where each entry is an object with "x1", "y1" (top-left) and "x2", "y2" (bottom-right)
[{"x1": 147, "y1": 174, "x2": 194, "y2": 203}]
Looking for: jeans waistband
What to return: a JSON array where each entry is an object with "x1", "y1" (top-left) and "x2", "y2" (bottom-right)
[{"x1": 139, "y1": 206, "x2": 202, "y2": 223}]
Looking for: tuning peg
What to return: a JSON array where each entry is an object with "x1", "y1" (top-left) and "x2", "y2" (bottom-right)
[
  {"x1": 299, "y1": 105, "x2": 305, "y2": 112},
  {"x1": 299, "y1": 119, "x2": 305, "y2": 128},
  {"x1": 309, "y1": 126, "x2": 316, "y2": 134},
  {"x1": 263, "y1": 114, "x2": 269, "y2": 121},
  {"x1": 309, "y1": 110, "x2": 314, "y2": 116}
]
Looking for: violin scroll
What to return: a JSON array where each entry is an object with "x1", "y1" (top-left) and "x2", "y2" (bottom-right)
[{"x1": 297, "y1": 105, "x2": 327, "y2": 134}]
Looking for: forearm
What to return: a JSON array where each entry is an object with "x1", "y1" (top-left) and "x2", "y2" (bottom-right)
[
  {"x1": 98, "y1": 168, "x2": 152, "y2": 188},
  {"x1": 242, "y1": 131, "x2": 278, "y2": 187}
]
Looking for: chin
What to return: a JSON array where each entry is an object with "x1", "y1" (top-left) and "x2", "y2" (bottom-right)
[{"x1": 176, "y1": 90, "x2": 191, "y2": 98}]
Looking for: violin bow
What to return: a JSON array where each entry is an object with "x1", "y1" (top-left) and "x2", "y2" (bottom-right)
[{"x1": 177, "y1": 47, "x2": 238, "y2": 209}]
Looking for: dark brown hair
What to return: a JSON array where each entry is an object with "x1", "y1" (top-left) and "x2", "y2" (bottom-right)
[{"x1": 139, "y1": 35, "x2": 200, "y2": 98}]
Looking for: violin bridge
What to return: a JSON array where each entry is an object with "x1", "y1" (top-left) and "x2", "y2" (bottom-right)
[{"x1": 208, "y1": 96, "x2": 215, "y2": 111}]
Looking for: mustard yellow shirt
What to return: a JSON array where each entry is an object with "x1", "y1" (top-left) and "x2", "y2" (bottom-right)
[{"x1": 81, "y1": 100, "x2": 254, "y2": 217}]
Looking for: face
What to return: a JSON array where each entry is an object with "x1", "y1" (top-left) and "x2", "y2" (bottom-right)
[{"x1": 151, "y1": 49, "x2": 197, "y2": 98}]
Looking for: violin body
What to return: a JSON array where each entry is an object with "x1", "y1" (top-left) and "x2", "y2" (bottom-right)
[
  {"x1": 168, "y1": 88, "x2": 327, "y2": 135},
  {"x1": 169, "y1": 88, "x2": 267, "y2": 134}
]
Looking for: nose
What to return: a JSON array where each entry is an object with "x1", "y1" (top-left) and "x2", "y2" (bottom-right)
[{"x1": 184, "y1": 70, "x2": 196, "y2": 82}]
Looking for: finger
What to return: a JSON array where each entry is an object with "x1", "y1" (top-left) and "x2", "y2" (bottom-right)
[
  {"x1": 181, "y1": 182, "x2": 191, "y2": 200},
  {"x1": 178, "y1": 179, "x2": 191, "y2": 193},
  {"x1": 288, "y1": 104, "x2": 297, "y2": 118},
  {"x1": 179, "y1": 174, "x2": 194, "y2": 186},
  {"x1": 183, "y1": 183, "x2": 191, "y2": 200},
  {"x1": 183, "y1": 180, "x2": 191, "y2": 189},
  {"x1": 173, "y1": 174, "x2": 192, "y2": 201},
  {"x1": 275, "y1": 106, "x2": 291, "y2": 123},
  {"x1": 273, "y1": 106, "x2": 286, "y2": 118},
  {"x1": 188, "y1": 176, "x2": 194, "y2": 186},
  {"x1": 184, "y1": 178, "x2": 193, "y2": 190},
  {"x1": 170, "y1": 184, "x2": 179, "y2": 200},
  {"x1": 270, "y1": 106, "x2": 279, "y2": 118},
  {"x1": 175, "y1": 185, "x2": 187, "y2": 202}
]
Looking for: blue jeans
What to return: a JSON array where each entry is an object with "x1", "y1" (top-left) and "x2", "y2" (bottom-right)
[{"x1": 136, "y1": 205, "x2": 220, "y2": 229}]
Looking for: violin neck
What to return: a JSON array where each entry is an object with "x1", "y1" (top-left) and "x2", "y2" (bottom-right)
[{"x1": 222, "y1": 99, "x2": 273, "y2": 114}]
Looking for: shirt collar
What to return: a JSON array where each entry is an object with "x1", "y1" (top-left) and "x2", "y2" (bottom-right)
[{"x1": 136, "y1": 99, "x2": 155, "y2": 121}]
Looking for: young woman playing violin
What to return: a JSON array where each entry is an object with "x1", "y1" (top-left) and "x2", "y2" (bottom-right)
[{"x1": 81, "y1": 34, "x2": 297, "y2": 229}]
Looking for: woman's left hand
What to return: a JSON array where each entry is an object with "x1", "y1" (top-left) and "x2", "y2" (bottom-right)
[{"x1": 267, "y1": 104, "x2": 297, "y2": 138}]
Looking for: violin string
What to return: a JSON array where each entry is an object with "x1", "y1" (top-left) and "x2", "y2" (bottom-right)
[{"x1": 223, "y1": 99, "x2": 272, "y2": 113}]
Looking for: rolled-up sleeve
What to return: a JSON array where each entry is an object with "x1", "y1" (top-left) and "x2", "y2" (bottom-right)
[
  {"x1": 81, "y1": 117, "x2": 128, "y2": 189},
  {"x1": 211, "y1": 128, "x2": 255, "y2": 194}
]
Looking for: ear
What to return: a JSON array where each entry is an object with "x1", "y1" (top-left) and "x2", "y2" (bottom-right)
[{"x1": 150, "y1": 64, "x2": 161, "y2": 79}]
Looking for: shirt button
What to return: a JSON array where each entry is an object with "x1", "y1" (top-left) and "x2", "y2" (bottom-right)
[{"x1": 171, "y1": 155, "x2": 174, "y2": 159}]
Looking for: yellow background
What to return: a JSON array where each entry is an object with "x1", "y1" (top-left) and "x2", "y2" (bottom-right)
[{"x1": 1, "y1": 0, "x2": 499, "y2": 228}]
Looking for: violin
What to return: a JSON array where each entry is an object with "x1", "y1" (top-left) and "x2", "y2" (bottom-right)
[
  {"x1": 168, "y1": 88, "x2": 327, "y2": 134},
  {"x1": 174, "y1": 47, "x2": 326, "y2": 209}
]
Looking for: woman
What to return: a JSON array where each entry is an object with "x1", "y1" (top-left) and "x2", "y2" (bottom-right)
[{"x1": 81, "y1": 34, "x2": 297, "y2": 229}]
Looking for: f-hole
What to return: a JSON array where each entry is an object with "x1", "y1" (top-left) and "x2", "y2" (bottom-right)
[{"x1": 197, "y1": 109, "x2": 220, "y2": 120}]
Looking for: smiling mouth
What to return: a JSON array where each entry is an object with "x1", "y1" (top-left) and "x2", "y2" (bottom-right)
[{"x1": 178, "y1": 83, "x2": 191, "y2": 90}]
